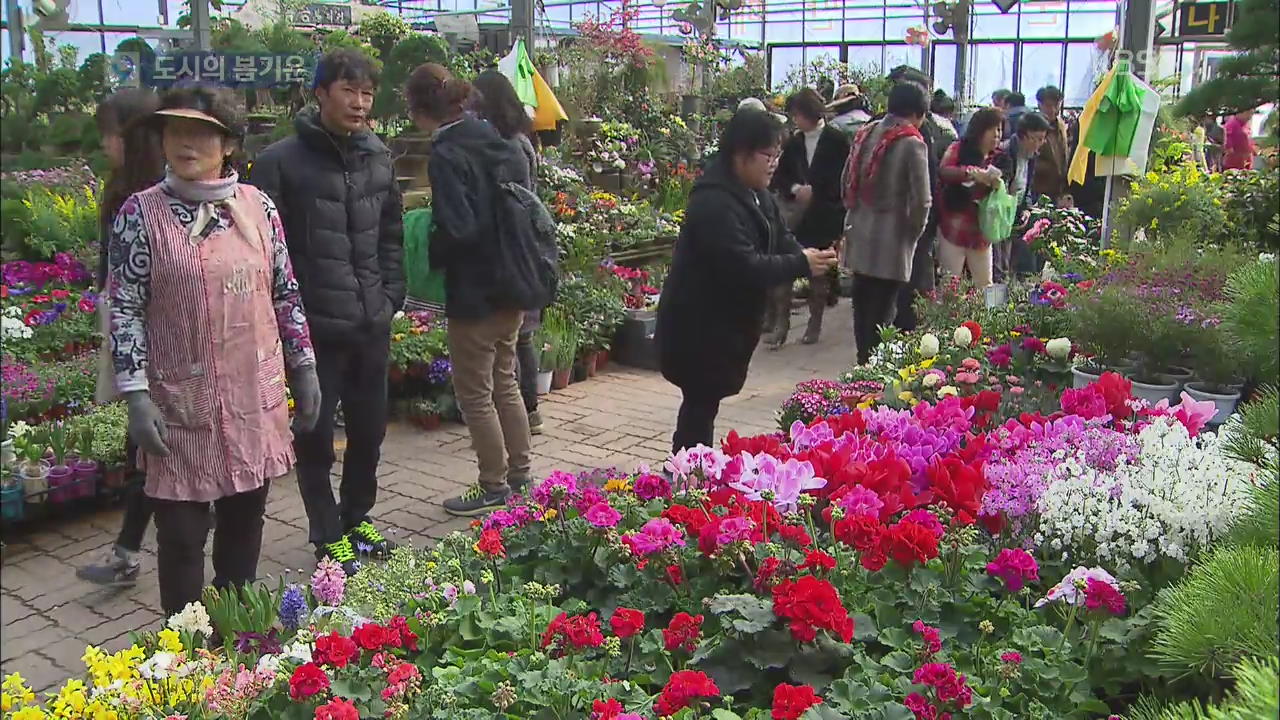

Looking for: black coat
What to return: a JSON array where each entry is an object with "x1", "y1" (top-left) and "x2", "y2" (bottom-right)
[
  {"x1": 657, "y1": 159, "x2": 809, "y2": 399},
  {"x1": 249, "y1": 108, "x2": 404, "y2": 342},
  {"x1": 427, "y1": 116, "x2": 532, "y2": 320},
  {"x1": 769, "y1": 124, "x2": 850, "y2": 248}
]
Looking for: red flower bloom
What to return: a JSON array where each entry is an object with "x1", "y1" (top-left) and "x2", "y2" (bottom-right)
[
  {"x1": 961, "y1": 321, "x2": 982, "y2": 345},
  {"x1": 1094, "y1": 372, "x2": 1134, "y2": 419},
  {"x1": 775, "y1": 522, "x2": 813, "y2": 547},
  {"x1": 475, "y1": 528, "x2": 506, "y2": 558},
  {"x1": 387, "y1": 615, "x2": 419, "y2": 651},
  {"x1": 772, "y1": 683, "x2": 823, "y2": 720},
  {"x1": 772, "y1": 575, "x2": 855, "y2": 644},
  {"x1": 542, "y1": 612, "x2": 605, "y2": 654},
  {"x1": 860, "y1": 546, "x2": 888, "y2": 572},
  {"x1": 1084, "y1": 578, "x2": 1127, "y2": 615},
  {"x1": 798, "y1": 549, "x2": 836, "y2": 574},
  {"x1": 592, "y1": 698, "x2": 625, "y2": 720},
  {"x1": 50, "y1": 289, "x2": 70, "y2": 300},
  {"x1": 609, "y1": 608, "x2": 645, "y2": 639},
  {"x1": 882, "y1": 520, "x2": 940, "y2": 570},
  {"x1": 834, "y1": 514, "x2": 884, "y2": 552},
  {"x1": 663, "y1": 612, "x2": 704, "y2": 653},
  {"x1": 312, "y1": 631, "x2": 358, "y2": 669},
  {"x1": 926, "y1": 457, "x2": 986, "y2": 524},
  {"x1": 314, "y1": 698, "x2": 359, "y2": 720},
  {"x1": 352, "y1": 622, "x2": 397, "y2": 652},
  {"x1": 985, "y1": 548, "x2": 1040, "y2": 592},
  {"x1": 755, "y1": 555, "x2": 784, "y2": 591},
  {"x1": 288, "y1": 662, "x2": 330, "y2": 700},
  {"x1": 654, "y1": 670, "x2": 720, "y2": 716},
  {"x1": 387, "y1": 661, "x2": 420, "y2": 686},
  {"x1": 663, "y1": 503, "x2": 713, "y2": 535},
  {"x1": 912, "y1": 620, "x2": 942, "y2": 656},
  {"x1": 665, "y1": 563, "x2": 685, "y2": 586}
]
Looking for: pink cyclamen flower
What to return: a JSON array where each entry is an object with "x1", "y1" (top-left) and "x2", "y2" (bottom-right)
[
  {"x1": 584, "y1": 502, "x2": 622, "y2": 528},
  {"x1": 985, "y1": 548, "x2": 1040, "y2": 592}
]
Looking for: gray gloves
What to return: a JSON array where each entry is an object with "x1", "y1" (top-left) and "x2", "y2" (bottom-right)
[
  {"x1": 289, "y1": 364, "x2": 321, "y2": 434},
  {"x1": 124, "y1": 391, "x2": 170, "y2": 457}
]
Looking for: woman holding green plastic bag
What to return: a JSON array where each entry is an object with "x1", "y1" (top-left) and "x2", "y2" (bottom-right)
[{"x1": 938, "y1": 107, "x2": 1005, "y2": 287}]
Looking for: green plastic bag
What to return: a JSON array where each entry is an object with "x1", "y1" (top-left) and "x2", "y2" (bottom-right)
[
  {"x1": 978, "y1": 179, "x2": 1017, "y2": 244},
  {"x1": 403, "y1": 206, "x2": 446, "y2": 306}
]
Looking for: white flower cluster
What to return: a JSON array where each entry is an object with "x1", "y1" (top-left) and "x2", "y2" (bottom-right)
[
  {"x1": 1033, "y1": 419, "x2": 1260, "y2": 571},
  {"x1": 166, "y1": 601, "x2": 213, "y2": 637},
  {"x1": 1, "y1": 306, "x2": 32, "y2": 341}
]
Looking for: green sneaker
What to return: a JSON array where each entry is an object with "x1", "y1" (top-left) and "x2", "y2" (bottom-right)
[
  {"x1": 315, "y1": 535, "x2": 360, "y2": 576},
  {"x1": 347, "y1": 520, "x2": 396, "y2": 558},
  {"x1": 443, "y1": 484, "x2": 510, "y2": 517}
]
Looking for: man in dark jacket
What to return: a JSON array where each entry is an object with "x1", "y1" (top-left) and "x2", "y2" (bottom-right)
[
  {"x1": 249, "y1": 49, "x2": 404, "y2": 573},
  {"x1": 766, "y1": 88, "x2": 850, "y2": 346},
  {"x1": 658, "y1": 110, "x2": 836, "y2": 453},
  {"x1": 992, "y1": 112, "x2": 1049, "y2": 281}
]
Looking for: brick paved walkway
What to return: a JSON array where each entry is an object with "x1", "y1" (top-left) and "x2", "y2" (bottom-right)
[{"x1": 0, "y1": 310, "x2": 853, "y2": 692}]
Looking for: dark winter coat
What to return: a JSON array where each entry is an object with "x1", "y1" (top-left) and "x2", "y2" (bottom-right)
[
  {"x1": 993, "y1": 136, "x2": 1041, "y2": 216},
  {"x1": 249, "y1": 108, "x2": 404, "y2": 342},
  {"x1": 770, "y1": 124, "x2": 850, "y2": 248},
  {"x1": 427, "y1": 115, "x2": 532, "y2": 320},
  {"x1": 657, "y1": 158, "x2": 809, "y2": 399}
]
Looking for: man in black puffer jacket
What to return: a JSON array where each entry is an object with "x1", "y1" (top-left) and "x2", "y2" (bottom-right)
[{"x1": 249, "y1": 49, "x2": 403, "y2": 574}]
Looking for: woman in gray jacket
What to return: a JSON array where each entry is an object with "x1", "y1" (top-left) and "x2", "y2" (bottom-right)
[{"x1": 842, "y1": 82, "x2": 933, "y2": 365}]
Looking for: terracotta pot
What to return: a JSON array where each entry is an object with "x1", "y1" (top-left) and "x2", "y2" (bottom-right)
[
  {"x1": 418, "y1": 414, "x2": 442, "y2": 431},
  {"x1": 48, "y1": 464, "x2": 74, "y2": 503},
  {"x1": 551, "y1": 369, "x2": 570, "y2": 390},
  {"x1": 597, "y1": 350, "x2": 610, "y2": 371},
  {"x1": 585, "y1": 353, "x2": 599, "y2": 378},
  {"x1": 102, "y1": 466, "x2": 127, "y2": 490}
]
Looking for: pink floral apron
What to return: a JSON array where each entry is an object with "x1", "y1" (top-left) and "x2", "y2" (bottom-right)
[{"x1": 133, "y1": 184, "x2": 294, "y2": 502}]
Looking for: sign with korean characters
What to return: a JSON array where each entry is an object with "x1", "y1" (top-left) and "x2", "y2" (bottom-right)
[
  {"x1": 1177, "y1": 0, "x2": 1234, "y2": 37},
  {"x1": 291, "y1": 3, "x2": 354, "y2": 27},
  {"x1": 113, "y1": 52, "x2": 317, "y2": 89}
]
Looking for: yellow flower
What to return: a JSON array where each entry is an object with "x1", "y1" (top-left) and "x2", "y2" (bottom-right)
[
  {"x1": 918, "y1": 357, "x2": 936, "y2": 369},
  {"x1": 856, "y1": 396, "x2": 877, "y2": 409},
  {"x1": 938, "y1": 385, "x2": 959, "y2": 397},
  {"x1": 542, "y1": 509, "x2": 558, "y2": 521},
  {"x1": 393, "y1": 333, "x2": 406, "y2": 341},
  {"x1": 603, "y1": 477, "x2": 632, "y2": 492},
  {"x1": 898, "y1": 390, "x2": 915, "y2": 403},
  {"x1": 156, "y1": 628, "x2": 183, "y2": 654},
  {"x1": 11, "y1": 707, "x2": 46, "y2": 720}
]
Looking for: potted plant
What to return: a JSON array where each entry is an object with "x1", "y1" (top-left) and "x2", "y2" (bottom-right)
[
  {"x1": 46, "y1": 421, "x2": 74, "y2": 503},
  {"x1": 411, "y1": 399, "x2": 443, "y2": 431},
  {"x1": 1127, "y1": 308, "x2": 1190, "y2": 405},
  {"x1": 543, "y1": 310, "x2": 577, "y2": 390},
  {"x1": 535, "y1": 329, "x2": 555, "y2": 395},
  {"x1": 1069, "y1": 287, "x2": 1135, "y2": 386},
  {"x1": 84, "y1": 402, "x2": 129, "y2": 490},
  {"x1": 15, "y1": 431, "x2": 49, "y2": 505},
  {"x1": 0, "y1": 474, "x2": 23, "y2": 523},
  {"x1": 72, "y1": 424, "x2": 99, "y2": 499},
  {"x1": 1184, "y1": 336, "x2": 1244, "y2": 425}
]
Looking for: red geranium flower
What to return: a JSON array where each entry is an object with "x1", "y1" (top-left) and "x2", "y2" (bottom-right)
[
  {"x1": 926, "y1": 457, "x2": 986, "y2": 523},
  {"x1": 754, "y1": 555, "x2": 785, "y2": 591},
  {"x1": 312, "y1": 631, "x2": 358, "y2": 669},
  {"x1": 591, "y1": 698, "x2": 625, "y2": 720},
  {"x1": 1084, "y1": 578, "x2": 1127, "y2": 615},
  {"x1": 775, "y1": 522, "x2": 813, "y2": 547},
  {"x1": 387, "y1": 661, "x2": 420, "y2": 686},
  {"x1": 654, "y1": 670, "x2": 720, "y2": 716},
  {"x1": 314, "y1": 698, "x2": 359, "y2": 720},
  {"x1": 387, "y1": 615, "x2": 419, "y2": 651},
  {"x1": 882, "y1": 520, "x2": 940, "y2": 570},
  {"x1": 609, "y1": 607, "x2": 645, "y2": 639},
  {"x1": 834, "y1": 514, "x2": 884, "y2": 553},
  {"x1": 798, "y1": 549, "x2": 836, "y2": 574},
  {"x1": 772, "y1": 575, "x2": 855, "y2": 643},
  {"x1": 665, "y1": 563, "x2": 685, "y2": 586},
  {"x1": 475, "y1": 528, "x2": 506, "y2": 558},
  {"x1": 288, "y1": 662, "x2": 330, "y2": 700},
  {"x1": 663, "y1": 612, "x2": 704, "y2": 653},
  {"x1": 352, "y1": 622, "x2": 397, "y2": 652},
  {"x1": 772, "y1": 683, "x2": 823, "y2": 720},
  {"x1": 541, "y1": 612, "x2": 605, "y2": 654}
]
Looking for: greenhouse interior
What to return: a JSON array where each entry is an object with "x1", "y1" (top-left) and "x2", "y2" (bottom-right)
[{"x1": 0, "y1": 0, "x2": 1277, "y2": 717}]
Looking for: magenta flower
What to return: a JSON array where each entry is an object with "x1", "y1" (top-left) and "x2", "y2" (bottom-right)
[
  {"x1": 621, "y1": 518, "x2": 685, "y2": 557},
  {"x1": 985, "y1": 548, "x2": 1039, "y2": 592},
  {"x1": 715, "y1": 516, "x2": 756, "y2": 547},
  {"x1": 835, "y1": 486, "x2": 884, "y2": 518},
  {"x1": 986, "y1": 344, "x2": 1013, "y2": 368},
  {"x1": 902, "y1": 509, "x2": 945, "y2": 538},
  {"x1": 633, "y1": 472, "x2": 672, "y2": 501},
  {"x1": 584, "y1": 501, "x2": 622, "y2": 528},
  {"x1": 531, "y1": 471, "x2": 580, "y2": 507}
]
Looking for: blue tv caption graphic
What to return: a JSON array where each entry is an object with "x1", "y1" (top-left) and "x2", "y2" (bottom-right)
[{"x1": 111, "y1": 52, "x2": 317, "y2": 89}]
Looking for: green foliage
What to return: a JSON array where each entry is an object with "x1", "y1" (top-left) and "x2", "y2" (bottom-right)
[
  {"x1": 1116, "y1": 160, "x2": 1229, "y2": 247},
  {"x1": 1149, "y1": 546, "x2": 1279, "y2": 680},
  {"x1": 357, "y1": 10, "x2": 410, "y2": 56},
  {"x1": 1128, "y1": 655, "x2": 1280, "y2": 720},
  {"x1": 375, "y1": 34, "x2": 448, "y2": 120},
  {"x1": 1176, "y1": 0, "x2": 1278, "y2": 127},
  {"x1": 1069, "y1": 285, "x2": 1137, "y2": 367},
  {"x1": 1226, "y1": 457, "x2": 1279, "y2": 547},
  {"x1": 1221, "y1": 386, "x2": 1280, "y2": 468},
  {"x1": 67, "y1": 402, "x2": 129, "y2": 466},
  {"x1": 1217, "y1": 260, "x2": 1280, "y2": 383},
  {"x1": 554, "y1": 274, "x2": 627, "y2": 353},
  {"x1": 203, "y1": 580, "x2": 285, "y2": 652},
  {"x1": 1, "y1": 186, "x2": 98, "y2": 260},
  {"x1": 1218, "y1": 168, "x2": 1280, "y2": 250},
  {"x1": 705, "y1": 51, "x2": 768, "y2": 111}
]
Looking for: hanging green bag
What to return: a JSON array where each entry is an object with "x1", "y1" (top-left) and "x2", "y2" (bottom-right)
[
  {"x1": 403, "y1": 206, "x2": 447, "y2": 306},
  {"x1": 978, "y1": 179, "x2": 1018, "y2": 244}
]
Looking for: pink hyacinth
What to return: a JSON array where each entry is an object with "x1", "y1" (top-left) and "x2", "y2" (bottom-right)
[{"x1": 311, "y1": 557, "x2": 347, "y2": 606}]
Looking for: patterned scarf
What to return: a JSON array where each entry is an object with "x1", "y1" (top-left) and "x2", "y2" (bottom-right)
[
  {"x1": 160, "y1": 170, "x2": 259, "y2": 248},
  {"x1": 842, "y1": 118, "x2": 924, "y2": 209}
]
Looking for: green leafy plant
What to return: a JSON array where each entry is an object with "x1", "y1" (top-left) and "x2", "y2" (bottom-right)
[
  {"x1": 1217, "y1": 259, "x2": 1280, "y2": 383},
  {"x1": 1069, "y1": 285, "x2": 1138, "y2": 369},
  {"x1": 1128, "y1": 655, "x2": 1280, "y2": 720},
  {"x1": 1221, "y1": 386, "x2": 1279, "y2": 468},
  {"x1": 1225, "y1": 460, "x2": 1279, "y2": 548},
  {"x1": 1148, "y1": 545, "x2": 1279, "y2": 680},
  {"x1": 202, "y1": 580, "x2": 286, "y2": 652}
]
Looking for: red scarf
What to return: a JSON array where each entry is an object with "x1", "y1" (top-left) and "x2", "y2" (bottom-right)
[{"x1": 842, "y1": 120, "x2": 924, "y2": 209}]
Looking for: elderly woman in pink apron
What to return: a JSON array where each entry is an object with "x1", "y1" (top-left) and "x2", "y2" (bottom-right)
[{"x1": 108, "y1": 84, "x2": 321, "y2": 618}]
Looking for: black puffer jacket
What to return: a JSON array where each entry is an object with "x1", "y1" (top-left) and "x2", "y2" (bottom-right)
[
  {"x1": 657, "y1": 158, "x2": 809, "y2": 399},
  {"x1": 427, "y1": 116, "x2": 530, "y2": 320},
  {"x1": 249, "y1": 108, "x2": 404, "y2": 341}
]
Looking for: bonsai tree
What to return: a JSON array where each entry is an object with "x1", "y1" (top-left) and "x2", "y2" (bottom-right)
[{"x1": 1176, "y1": 0, "x2": 1278, "y2": 129}]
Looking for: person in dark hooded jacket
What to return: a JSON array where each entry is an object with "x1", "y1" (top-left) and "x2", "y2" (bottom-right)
[
  {"x1": 406, "y1": 63, "x2": 533, "y2": 517},
  {"x1": 249, "y1": 49, "x2": 403, "y2": 574},
  {"x1": 658, "y1": 110, "x2": 837, "y2": 453}
]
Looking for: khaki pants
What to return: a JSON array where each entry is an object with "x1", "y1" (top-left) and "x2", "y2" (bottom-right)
[
  {"x1": 447, "y1": 310, "x2": 532, "y2": 493},
  {"x1": 938, "y1": 238, "x2": 993, "y2": 287}
]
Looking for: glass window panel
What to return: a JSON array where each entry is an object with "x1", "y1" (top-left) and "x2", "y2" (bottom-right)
[
  {"x1": 844, "y1": 9, "x2": 884, "y2": 42},
  {"x1": 1018, "y1": 4, "x2": 1068, "y2": 39},
  {"x1": 1067, "y1": 9, "x2": 1118, "y2": 38},
  {"x1": 1062, "y1": 41, "x2": 1100, "y2": 106},
  {"x1": 765, "y1": 21, "x2": 803, "y2": 43},
  {"x1": 847, "y1": 45, "x2": 883, "y2": 76},
  {"x1": 969, "y1": 43, "x2": 1015, "y2": 105},
  {"x1": 805, "y1": 45, "x2": 843, "y2": 66},
  {"x1": 770, "y1": 45, "x2": 804, "y2": 87},
  {"x1": 884, "y1": 13, "x2": 923, "y2": 43},
  {"x1": 884, "y1": 44, "x2": 919, "y2": 72},
  {"x1": 932, "y1": 43, "x2": 958, "y2": 99},
  {"x1": 544, "y1": 1, "x2": 572, "y2": 24},
  {"x1": 731, "y1": 21, "x2": 763, "y2": 44},
  {"x1": 1019, "y1": 42, "x2": 1063, "y2": 95},
  {"x1": 971, "y1": 9, "x2": 1017, "y2": 39},
  {"x1": 804, "y1": 4, "x2": 843, "y2": 42}
]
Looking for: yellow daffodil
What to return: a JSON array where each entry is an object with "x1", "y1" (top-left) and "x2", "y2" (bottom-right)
[
  {"x1": 11, "y1": 707, "x2": 46, "y2": 720},
  {"x1": 156, "y1": 629, "x2": 183, "y2": 654}
]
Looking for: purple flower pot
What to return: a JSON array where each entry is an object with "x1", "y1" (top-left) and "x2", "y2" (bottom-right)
[
  {"x1": 47, "y1": 464, "x2": 74, "y2": 503},
  {"x1": 72, "y1": 459, "x2": 99, "y2": 499}
]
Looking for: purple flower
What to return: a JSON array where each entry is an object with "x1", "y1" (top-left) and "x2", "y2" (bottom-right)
[
  {"x1": 836, "y1": 486, "x2": 884, "y2": 518},
  {"x1": 278, "y1": 584, "x2": 308, "y2": 631}
]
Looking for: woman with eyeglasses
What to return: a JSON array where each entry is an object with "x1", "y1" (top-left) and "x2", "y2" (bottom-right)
[{"x1": 656, "y1": 109, "x2": 837, "y2": 453}]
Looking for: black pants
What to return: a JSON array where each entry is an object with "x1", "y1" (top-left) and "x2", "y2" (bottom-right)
[
  {"x1": 151, "y1": 483, "x2": 269, "y2": 618},
  {"x1": 852, "y1": 273, "x2": 904, "y2": 365},
  {"x1": 673, "y1": 391, "x2": 722, "y2": 454},
  {"x1": 294, "y1": 335, "x2": 390, "y2": 546},
  {"x1": 515, "y1": 330, "x2": 538, "y2": 413},
  {"x1": 894, "y1": 234, "x2": 936, "y2": 333},
  {"x1": 115, "y1": 438, "x2": 151, "y2": 552}
]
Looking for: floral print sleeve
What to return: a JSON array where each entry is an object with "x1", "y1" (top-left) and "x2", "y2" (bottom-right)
[
  {"x1": 108, "y1": 196, "x2": 152, "y2": 393},
  {"x1": 260, "y1": 191, "x2": 314, "y2": 369}
]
